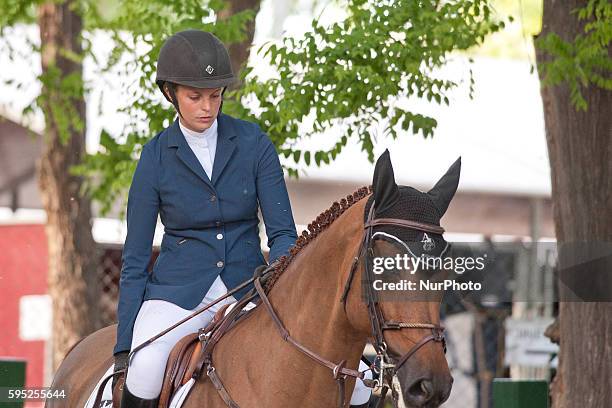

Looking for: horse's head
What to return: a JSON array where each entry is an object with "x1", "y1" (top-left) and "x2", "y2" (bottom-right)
[{"x1": 357, "y1": 150, "x2": 460, "y2": 407}]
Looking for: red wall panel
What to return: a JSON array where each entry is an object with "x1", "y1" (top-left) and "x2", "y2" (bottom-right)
[{"x1": 0, "y1": 224, "x2": 48, "y2": 390}]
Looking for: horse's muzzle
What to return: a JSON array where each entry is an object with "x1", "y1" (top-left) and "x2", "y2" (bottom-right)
[{"x1": 400, "y1": 372, "x2": 453, "y2": 407}]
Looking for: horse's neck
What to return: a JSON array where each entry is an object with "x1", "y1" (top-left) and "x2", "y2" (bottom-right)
[
  {"x1": 192, "y1": 200, "x2": 371, "y2": 407},
  {"x1": 265, "y1": 199, "x2": 368, "y2": 362}
]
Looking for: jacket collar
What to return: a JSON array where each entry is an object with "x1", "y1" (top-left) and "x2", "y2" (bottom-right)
[{"x1": 167, "y1": 113, "x2": 237, "y2": 187}]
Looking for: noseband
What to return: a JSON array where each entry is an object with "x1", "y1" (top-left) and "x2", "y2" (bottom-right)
[{"x1": 340, "y1": 202, "x2": 447, "y2": 406}]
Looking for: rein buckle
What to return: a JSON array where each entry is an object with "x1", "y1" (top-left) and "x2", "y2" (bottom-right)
[
  {"x1": 432, "y1": 328, "x2": 445, "y2": 342},
  {"x1": 362, "y1": 378, "x2": 380, "y2": 389},
  {"x1": 383, "y1": 321, "x2": 402, "y2": 330},
  {"x1": 198, "y1": 328, "x2": 211, "y2": 343},
  {"x1": 332, "y1": 360, "x2": 347, "y2": 380}
]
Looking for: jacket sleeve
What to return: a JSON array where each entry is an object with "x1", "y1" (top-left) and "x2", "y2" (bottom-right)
[
  {"x1": 255, "y1": 132, "x2": 298, "y2": 263},
  {"x1": 113, "y1": 143, "x2": 160, "y2": 355}
]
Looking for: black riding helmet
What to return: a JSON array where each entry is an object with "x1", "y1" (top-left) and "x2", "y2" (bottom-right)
[{"x1": 155, "y1": 30, "x2": 236, "y2": 116}]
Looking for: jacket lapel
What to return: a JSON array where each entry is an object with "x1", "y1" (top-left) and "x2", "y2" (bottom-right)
[
  {"x1": 211, "y1": 113, "x2": 237, "y2": 185},
  {"x1": 167, "y1": 119, "x2": 214, "y2": 189}
]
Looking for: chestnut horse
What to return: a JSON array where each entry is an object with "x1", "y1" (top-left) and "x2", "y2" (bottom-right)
[{"x1": 47, "y1": 150, "x2": 459, "y2": 407}]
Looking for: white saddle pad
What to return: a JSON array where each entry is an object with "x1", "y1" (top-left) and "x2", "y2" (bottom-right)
[
  {"x1": 83, "y1": 363, "x2": 114, "y2": 408},
  {"x1": 83, "y1": 301, "x2": 258, "y2": 408},
  {"x1": 84, "y1": 345, "x2": 370, "y2": 407},
  {"x1": 83, "y1": 363, "x2": 196, "y2": 408}
]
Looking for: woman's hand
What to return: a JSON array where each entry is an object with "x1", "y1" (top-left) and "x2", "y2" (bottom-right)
[{"x1": 112, "y1": 351, "x2": 129, "y2": 392}]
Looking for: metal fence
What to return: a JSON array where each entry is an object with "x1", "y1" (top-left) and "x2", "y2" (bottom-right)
[{"x1": 97, "y1": 245, "x2": 159, "y2": 327}]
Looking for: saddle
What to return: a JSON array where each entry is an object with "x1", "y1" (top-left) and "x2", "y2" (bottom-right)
[
  {"x1": 107, "y1": 266, "x2": 269, "y2": 408},
  {"x1": 111, "y1": 303, "x2": 233, "y2": 408}
]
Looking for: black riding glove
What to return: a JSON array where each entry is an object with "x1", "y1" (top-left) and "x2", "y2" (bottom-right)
[{"x1": 112, "y1": 351, "x2": 129, "y2": 391}]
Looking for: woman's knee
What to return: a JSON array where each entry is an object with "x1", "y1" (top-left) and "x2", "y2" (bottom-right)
[{"x1": 125, "y1": 342, "x2": 171, "y2": 399}]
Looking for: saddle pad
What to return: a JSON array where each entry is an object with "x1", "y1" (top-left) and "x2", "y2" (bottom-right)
[
  {"x1": 84, "y1": 363, "x2": 114, "y2": 408},
  {"x1": 83, "y1": 301, "x2": 258, "y2": 408},
  {"x1": 82, "y1": 364, "x2": 195, "y2": 408},
  {"x1": 169, "y1": 378, "x2": 196, "y2": 407}
]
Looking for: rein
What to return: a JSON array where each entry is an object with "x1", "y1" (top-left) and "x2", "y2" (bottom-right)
[
  {"x1": 91, "y1": 276, "x2": 258, "y2": 408},
  {"x1": 197, "y1": 201, "x2": 447, "y2": 408},
  {"x1": 96, "y1": 201, "x2": 448, "y2": 408}
]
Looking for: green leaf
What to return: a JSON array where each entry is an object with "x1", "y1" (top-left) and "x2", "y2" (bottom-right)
[{"x1": 1, "y1": 0, "x2": 513, "y2": 209}]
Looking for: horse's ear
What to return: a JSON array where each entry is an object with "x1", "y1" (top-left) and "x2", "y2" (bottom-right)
[
  {"x1": 427, "y1": 157, "x2": 461, "y2": 216},
  {"x1": 372, "y1": 149, "x2": 399, "y2": 214}
]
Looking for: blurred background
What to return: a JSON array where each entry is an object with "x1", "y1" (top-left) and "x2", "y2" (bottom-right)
[{"x1": 1, "y1": 0, "x2": 607, "y2": 407}]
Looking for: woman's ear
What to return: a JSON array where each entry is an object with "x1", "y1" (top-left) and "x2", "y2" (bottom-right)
[{"x1": 163, "y1": 82, "x2": 183, "y2": 117}]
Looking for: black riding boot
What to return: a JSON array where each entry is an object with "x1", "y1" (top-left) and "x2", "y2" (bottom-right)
[
  {"x1": 120, "y1": 384, "x2": 160, "y2": 408},
  {"x1": 349, "y1": 404, "x2": 370, "y2": 408}
]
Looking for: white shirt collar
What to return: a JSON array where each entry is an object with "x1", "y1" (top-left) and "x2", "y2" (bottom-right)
[{"x1": 179, "y1": 117, "x2": 218, "y2": 144}]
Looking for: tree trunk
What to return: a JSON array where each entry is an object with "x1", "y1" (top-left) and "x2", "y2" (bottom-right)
[
  {"x1": 37, "y1": 0, "x2": 100, "y2": 371},
  {"x1": 535, "y1": 1, "x2": 612, "y2": 407},
  {"x1": 218, "y1": 0, "x2": 262, "y2": 89}
]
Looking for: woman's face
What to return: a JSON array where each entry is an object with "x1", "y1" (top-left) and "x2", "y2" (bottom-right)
[{"x1": 169, "y1": 84, "x2": 223, "y2": 132}]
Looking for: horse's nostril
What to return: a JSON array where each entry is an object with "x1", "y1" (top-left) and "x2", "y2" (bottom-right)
[
  {"x1": 420, "y1": 379, "x2": 433, "y2": 396},
  {"x1": 407, "y1": 378, "x2": 434, "y2": 404}
]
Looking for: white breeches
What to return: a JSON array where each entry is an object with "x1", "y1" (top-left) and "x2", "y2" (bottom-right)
[
  {"x1": 125, "y1": 276, "x2": 236, "y2": 399},
  {"x1": 125, "y1": 276, "x2": 372, "y2": 404}
]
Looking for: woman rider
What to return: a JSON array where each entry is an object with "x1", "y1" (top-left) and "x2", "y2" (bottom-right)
[{"x1": 113, "y1": 29, "x2": 371, "y2": 408}]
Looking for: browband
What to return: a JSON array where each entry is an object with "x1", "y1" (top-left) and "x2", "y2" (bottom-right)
[{"x1": 364, "y1": 218, "x2": 445, "y2": 235}]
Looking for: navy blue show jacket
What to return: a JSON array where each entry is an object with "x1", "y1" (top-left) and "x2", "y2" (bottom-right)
[{"x1": 113, "y1": 113, "x2": 297, "y2": 355}]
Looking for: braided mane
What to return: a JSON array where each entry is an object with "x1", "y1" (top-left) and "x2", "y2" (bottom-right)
[{"x1": 264, "y1": 185, "x2": 373, "y2": 291}]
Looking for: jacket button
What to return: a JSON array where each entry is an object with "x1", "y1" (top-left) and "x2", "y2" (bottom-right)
[
  {"x1": 210, "y1": 195, "x2": 217, "y2": 202},
  {"x1": 216, "y1": 233, "x2": 223, "y2": 240},
  {"x1": 216, "y1": 261, "x2": 224, "y2": 268},
  {"x1": 216, "y1": 221, "x2": 222, "y2": 227}
]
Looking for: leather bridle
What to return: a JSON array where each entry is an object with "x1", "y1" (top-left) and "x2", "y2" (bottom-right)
[
  {"x1": 339, "y1": 201, "x2": 447, "y2": 407},
  {"x1": 243, "y1": 201, "x2": 448, "y2": 408},
  {"x1": 96, "y1": 200, "x2": 450, "y2": 408},
  {"x1": 197, "y1": 201, "x2": 449, "y2": 408}
]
